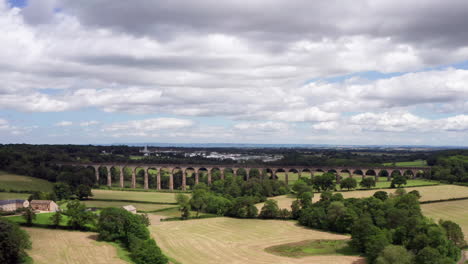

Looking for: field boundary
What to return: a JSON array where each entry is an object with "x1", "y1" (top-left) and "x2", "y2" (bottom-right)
[{"x1": 420, "y1": 197, "x2": 468, "y2": 204}]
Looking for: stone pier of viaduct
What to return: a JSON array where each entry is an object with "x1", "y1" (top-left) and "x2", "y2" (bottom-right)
[{"x1": 57, "y1": 163, "x2": 431, "y2": 191}]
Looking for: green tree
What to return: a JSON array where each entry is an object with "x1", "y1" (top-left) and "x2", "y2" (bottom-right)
[
  {"x1": 375, "y1": 245, "x2": 413, "y2": 264},
  {"x1": 365, "y1": 230, "x2": 392, "y2": 262},
  {"x1": 50, "y1": 211, "x2": 63, "y2": 228},
  {"x1": 97, "y1": 207, "x2": 149, "y2": 244},
  {"x1": 439, "y1": 220, "x2": 466, "y2": 248},
  {"x1": 76, "y1": 184, "x2": 93, "y2": 200},
  {"x1": 360, "y1": 177, "x2": 376, "y2": 189},
  {"x1": 340, "y1": 177, "x2": 357, "y2": 190},
  {"x1": 391, "y1": 175, "x2": 407, "y2": 188},
  {"x1": 176, "y1": 193, "x2": 191, "y2": 219},
  {"x1": 292, "y1": 180, "x2": 312, "y2": 196},
  {"x1": 0, "y1": 219, "x2": 32, "y2": 264},
  {"x1": 190, "y1": 184, "x2": 209, "y2": 217},
  {"x1": 65, "y1": 200, "x2": 95, "y2": 230},
  {"x1": 22, "y1": 207, "x2": 36, "y2": 226},
  {"x1": 259, "y1": 199, "x2": 280, "y2": 219},
  {"x1": 299, "y1": 191, "x2": 313, "y2": 208},
  {"x1": 313, "y1": 173, "x2": 336, "y2": 191},
  {"x1": 373, "y1": 191, "x2": 388, "y2": 201},
  {"x1": 291, "y1": 200, "x2": 301, "y2": 219},
  {"x1": 53, "y1": 182, "x2": 73, "y2": 200}
]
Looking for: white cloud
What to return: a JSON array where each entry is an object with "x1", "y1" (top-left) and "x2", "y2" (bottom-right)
[
  {"x1": 234, "y1": 121, "x2": 289, "y2": 132},
  {"x1": 79, "y1": 120, "x2": 100, "y2": 127},
  {"x1": 54, "y1": 121, "x2": 73, "y2": 127},
  {"x1": 349, "y1": 111, "x2": 430, "y2": 132},
  {"x1": 102, "y1": 118, "x2": 194, "y2": 137},
  {"x1": 312, "y1": 121, "x2": 339, "y2": 131},
  {"x1": 440, "y1": 115, "x2": 468, "y2": 131},
  {"x1": 0, "y1": 118, "x2": 10, "y2": 130}
]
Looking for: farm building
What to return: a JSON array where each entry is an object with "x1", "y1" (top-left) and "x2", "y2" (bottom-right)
[
  {"x1": 30, "y1": 200, "x2": 59, "y2": 212},
  {"x1": 122, "y1": 205, "x2": 137, "y2": 214},
  {"x1": 0, "y1": 199, "x2": 29, "y2": 212}
]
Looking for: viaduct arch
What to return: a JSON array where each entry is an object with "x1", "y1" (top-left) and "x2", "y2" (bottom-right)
[{"x1": 58, "y1": 163, "x2": 431, "y2": 191}]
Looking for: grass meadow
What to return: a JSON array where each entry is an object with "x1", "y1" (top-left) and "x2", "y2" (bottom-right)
[
  {"x1": 0, "y1": 171, "x2": 54, "y2": 192},
  {"x1": 265, "y1": 239, "x2": 358, "y2": 258},
  {"x1": 152, "y1": 217, "x2": 364, "y2": 264}
]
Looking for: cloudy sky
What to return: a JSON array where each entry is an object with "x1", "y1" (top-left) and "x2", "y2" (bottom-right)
[{"x1": 1, "y1": 0, "x2": 468, "y2": 145}]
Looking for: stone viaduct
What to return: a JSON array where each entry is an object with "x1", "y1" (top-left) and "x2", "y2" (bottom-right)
[{"x1": 58, "y1": 163, "x2": 431, "y2": 191}]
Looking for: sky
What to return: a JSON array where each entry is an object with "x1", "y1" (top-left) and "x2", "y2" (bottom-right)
[{"x1": 1, "y1": 0, "x2": 468, "y2": 146}]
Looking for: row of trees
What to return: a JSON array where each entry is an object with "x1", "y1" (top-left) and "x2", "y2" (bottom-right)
[
  {"x1": 175, "y1": 177, "x2": 289, "y2": 219},
  {"x1": 291, "y1": 173, "x2": 409, "y2": 194}
]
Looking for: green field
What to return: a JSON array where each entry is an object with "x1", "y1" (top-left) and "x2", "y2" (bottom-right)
[
  {"x1": 92, "y1": 189, "x2": 179, "y2": 203},
  {"x1": 0, "y1": 191, "x2": 30, "y2": 200},
  {"x1": 265, "y1": 239, "x2": 357, "y2": 258},
  {"x1": 383, "y1": 160, "x2": 428, "y2": 167},
  {"x1": 0, "y1": 171, "x2": 53, "y2": 192},
  {"x1": 7, "y1": 212, "x2": 69, "y2": 227},
  {"x1": 421, "y1": 199, "x2": 468, "y2": 241}
]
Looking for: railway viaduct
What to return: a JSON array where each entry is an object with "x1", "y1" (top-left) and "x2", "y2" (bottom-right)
[{"x1": 57, "y1": 163, "x2": 430, "y2": 191}]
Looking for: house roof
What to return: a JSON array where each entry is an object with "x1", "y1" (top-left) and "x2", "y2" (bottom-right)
[
  {"x1": 0, "y1": 199, "x2": 26, "y2": 205},
  {"x1": 122, "y1": 205, "x2": 137, "y2": 211},
  {"x1": 30, "y1": 200, "x2": 54, "y2": 205}
]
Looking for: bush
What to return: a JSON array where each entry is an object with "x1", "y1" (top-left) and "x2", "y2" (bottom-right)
[{"x1": 259, "y1": 199, "x2": 280, "y2": 219}]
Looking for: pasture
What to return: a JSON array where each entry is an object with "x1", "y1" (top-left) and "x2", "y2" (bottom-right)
[
  {"x1": 421, "y1": 199, "x2": 468, "y2": 241},
  {"x1": 91, "y1": 189, "x2": 178, "y2": 204},
  {"x1": 0, "y1": 191, "x2": 30, "y2": 200},
  {"x1": 152, "y1": 217, "x2": 364, "y2": 264},
  {"x1": 23, "y1": 227, "x2": 128, "y2": 264},
  {"x1": 0, "y1": 171, "x2": 53, "y2": 192},
  {"x1": 257, "y1": 185, "x2": 468, "y2": 210},
  {"x1": 383, "y1": 160, "x2": 428, "y2": 167},
  {"x1": 8, "y1": 212, "x2": 69, "y2": 227}
]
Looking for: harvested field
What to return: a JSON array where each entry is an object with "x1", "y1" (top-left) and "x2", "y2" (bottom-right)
[
  {"x1": 92, "y1": 189, "x2": 179, "y2": 203},
  {"x1": 23, "y1": 227, "x2": 128, "y2": 264},
  {"x1": 82, "y1": 200, "x2": 176, "y2": 211},
  {"x1": 152, "y1": 217, "x2": 364, "y2": 264},
  {"x1": 257, "y1": 185, "x2": 468, "y2": 210},
  {"x1": 421, "y1": 199, "x2": 468, "y2": 241}
]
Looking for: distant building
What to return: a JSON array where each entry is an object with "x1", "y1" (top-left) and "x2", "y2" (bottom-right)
[
  {"x1": 122, "y1": 205, "x2": 137, "y2": 214},
  {"x1": 30, "y1": 200, "x2": 59, "y2": 212},
  {"x1": 140, "y1": 145, "x2": 151, "y2": 156},
  {"x1": 0, "y1": 199, "x2": 29, "y2": 212}
]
